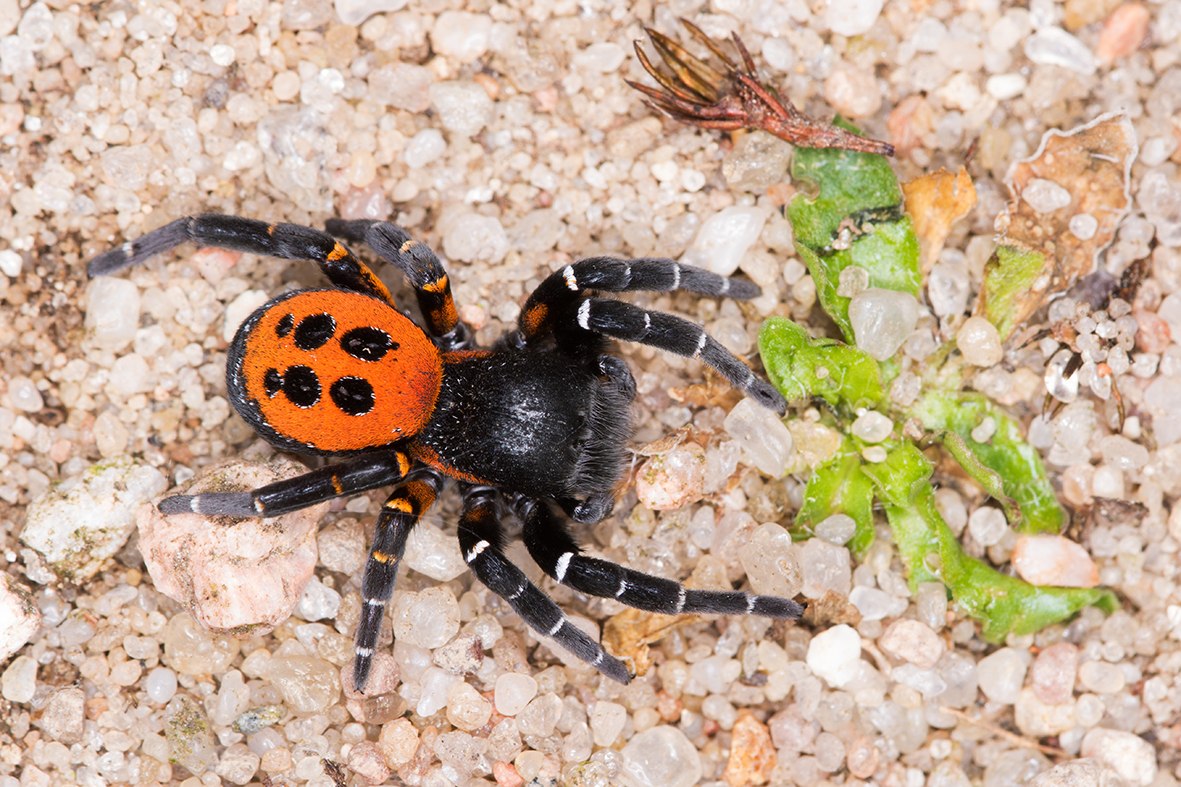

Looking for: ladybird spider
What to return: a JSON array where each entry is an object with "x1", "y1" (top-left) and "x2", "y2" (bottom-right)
[{"x1": 90, "y1": 214, "x2": 804, "y2": 690}]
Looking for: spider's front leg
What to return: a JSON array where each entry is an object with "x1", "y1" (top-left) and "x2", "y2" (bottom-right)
[
  {"x1": 159, "y1": 452, "x2": 412, "y2": 517},
  {"x1": 88, "y1": 214, "x2": 394, "y2": 305},
  {"x1": 457, "y1": 486, "x2": 632, "y2": 683},
  {"x1": 325, "y1": 219, "x2": 470, "y2": 350}
]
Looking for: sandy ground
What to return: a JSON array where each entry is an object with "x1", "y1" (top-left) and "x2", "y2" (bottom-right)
[{"x1": 2, "y1": 1, "x2": 1181, "y2": 785}]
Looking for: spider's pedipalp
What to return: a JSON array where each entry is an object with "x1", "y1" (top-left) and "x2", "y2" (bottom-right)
[
  {"x1": 353, "y1": 471, "x2": 441, "y2": 692},
  {"x1": 521, "y1": 499, "x2": 805, "y2": 620},
  {"x1": 459, "y1": 488, "x2": 632, "y2": 684},
  {"x1": 575, "y1": 298, "x2": 787, "y2": 414}
]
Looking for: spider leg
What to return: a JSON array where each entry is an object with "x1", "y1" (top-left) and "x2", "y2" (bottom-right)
[
  {"x1": 88, "y1": 214, "x2": 394, "y2": 305},
  {"x1": 518, "y1": 256, "x2": 759, "y2": 344},
  {"x1": 353, "y1": 468, "x2": 442, "y2": 692},
  {"x1": 518, "y1": 498, "x2": 805, "y2": 619},
  {"x1": 158, "y1": 451, "x2": 411, "y2": 517},
  {"x1": 457, "y1": 486, "x2": 631, "y2": 683},
  {"x1": 325, "y1": 219, "x2": 469, "y2": 349},
  {"x1": 573, "y1": 298, "x2": 786, "y2": 414}
]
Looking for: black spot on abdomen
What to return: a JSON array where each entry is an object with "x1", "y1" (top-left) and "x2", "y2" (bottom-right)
[
  {"x1": 283, "y1": 365, "x2": 321, "y2": 408},
  {"x1": 275, "y1": 313, "x2": 294, "y2": 337},
  {"x1": 263, "y1": 368, "x2": 283, "y2": 397},
  {"x1": 341, "y1": 326, "x2": 396, "y2": 361},
  {"x1": 330, "y1": 376, "x2": 375, "y2": 415},
  {"x1": 294, "y1": 313, "x2": 336, "y2": 350}
]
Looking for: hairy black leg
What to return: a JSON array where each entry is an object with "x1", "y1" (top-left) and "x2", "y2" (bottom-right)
[
  {"x1": 457, "y1": 487, "x2": 631, "y2": 683},
  {"x1": 158, "y1": 451, "x2": 411, "y2": 517},
  {"x1": 518, "y1": 498, "x2": 805, "y2": 619},
  {"x1": 88, "y1": 214, "x2": 394, "y2": 305},
  {"x1": 325, "y1": 219, "x2": 469, "y2": 348},
  {"x1": 518, "y1": 256, "x2": 759, "y2": 343},
  {"x1": 574, "y1": 298, "x2": 786, "y2": 414},
  {"x1": 353, "y1": 469, "x2": 441, "y2": 692}
]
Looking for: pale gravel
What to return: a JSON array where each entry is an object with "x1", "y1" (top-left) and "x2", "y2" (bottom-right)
[{"x1": 2, "y1": 1, "x2": 1181, "y2": 786}]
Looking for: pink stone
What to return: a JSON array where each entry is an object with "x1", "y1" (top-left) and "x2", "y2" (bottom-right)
[
  {"x1": 138, "y1": 457, "x2": 324, "y2": 635},
  {"x1": 1011, "y1": 534, "x2": 1099, "y2": 588},
  {"x1": 1095, "y1": 3, "x2": 1150, "y2": 64},
  {"x1": 1031, "y1": 642, "x2": 1079, "y2": 705}
]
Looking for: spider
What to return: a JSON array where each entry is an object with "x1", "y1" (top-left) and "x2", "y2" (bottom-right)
[{"x1": 89, "y1": 214, "x2": 804, "y2": 691}]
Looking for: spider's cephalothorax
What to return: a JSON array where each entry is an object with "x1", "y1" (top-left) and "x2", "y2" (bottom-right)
[{"x1": 90, "y1": 214, "x2": 804, "y2": 690}]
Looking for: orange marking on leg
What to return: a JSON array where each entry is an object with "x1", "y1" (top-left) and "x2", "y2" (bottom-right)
[
  {"x1": 395, "y1": 451, "x2": 412, "y2": 478},
  {"x1": 372, "y1": 550, "x2": 395, "y2": 563},
  {"x1": 422, "y1": 274, "x2": 449, "y2": 294},
  {"x1": 331, "y1": 475, "x2": 344, "y2": 495},
  {"x1": 266, "y1": 224, "x2": 276, "y2": 235},
  {"x1": 327, "y1": 242, "x2": 348, "y2": 261},
  {"x1": 399, "y1": 239, "x2": 420, "y2": 254},
  {"x1": 384, "y1": 497, "x2": 413, "y2": 513},
  {"x1": 522, "y1": 302, "x2": 548, "y2": 336}
]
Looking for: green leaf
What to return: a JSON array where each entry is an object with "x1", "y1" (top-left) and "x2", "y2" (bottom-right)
[
  {"x1": 860, "y1": 442, "x2": 1116, "y2": 639},
  {"x1": 795, "y1": 220, "x2": 922, "y2": 340},
  {"x1": 788, "y1": 119, "x2": 904, "y2": 250},
  {"x1": 795, "y1": 440, "x2": 876, "y2": 555},
  {"x1": 786, "y1": 119, "x2": 920, "y2": 340},
  {"x1": 980, "y1": 244, "x2": 1048, "y2": 341},
  {"x1": 758, "y1": 317, "x2": 886, "y2": 411},
  {"x1": 910, "y1": 391, "x2": 1065, "y2": 534}
]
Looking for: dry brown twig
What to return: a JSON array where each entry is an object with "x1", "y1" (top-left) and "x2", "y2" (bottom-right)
[{"x1": 628, "y1": 19, "x2": 895, "y2": 156}]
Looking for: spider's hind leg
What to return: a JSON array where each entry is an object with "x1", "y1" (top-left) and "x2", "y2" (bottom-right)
[
  {"x1": 519, "y1": 498, "x2": 805, "y2": 620},
  {"x1": 458, "y1": 486, "x2": 632, "y2": 683},
  {"x1": 353, "y1": 469, "x2": 442, "y2": 693}
]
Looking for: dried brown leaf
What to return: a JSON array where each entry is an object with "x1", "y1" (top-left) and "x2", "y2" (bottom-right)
[
  {"x1": 902, "y1": 166, "x2": 977, "y2": 273},
  {"x1": 601, "y1": 607, "x2": 697, "y2": 677},
  {"x1": 990, "y1": 113, "x2": 1138, "y2": 332}
]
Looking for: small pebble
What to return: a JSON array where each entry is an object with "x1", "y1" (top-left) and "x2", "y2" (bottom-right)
[
  {"x1": 1021, "y1": 178, "x2": 1073, "y2": 213},
  {"x1": 429, "y1": 11, "x2": 491, "y2": 63},
  {"x1": 723, "y1": 398, "x2": 794, "y2": 477},
  {"x1": 825, "y1": 0, "x2": 884, "y2": 36},
  {"x1": 849, "y1": 289, "x2": 921, "y2": 361},
  {"x1": 21, "y1": 457, "x2": 166, "y2": 581},
  {"x1": 334, "y1": 0, "x2": 407, "y2": 26},
  {"x1": 1, "y1": 655, "x2": 37, "y2": 703},
  {"x1": 1096, "y1": 3, "x2": 1150, "y2": 64},
  {"x1": 635, "y1": 442, "x2": 707, "y2": 510},
  {"x1": 494, "y1": 672, "x2": 538, "y2": 717},
  {"x1": 976, "y1": 647, "x2": 1027, "y2": 704},
  {"x1": 682, "y1": 206, "x2": 769, "y2": 277},
  {"x1": 851, "y1": 411, "x2": 893, "y2": 442},
  {"x1": 723, "y1": 714, "x2": 777, "y2": 786},
  {"x1": 1011, "y1": 534, "x2": 1100, "y2": 587},
  {"x1": 1080, "y1": 728, "x2": 1157, "y2": 785},
  {"x1": 393, "y1": 586, "x2": 460, "y2": 648},
  {"x1": 621, "y1": 726, "x2": 702, "y2": 787},
  {"x1": 0, "y1": 575, "x2": 40, "y2": 662},
  {"x1": 806, "y1": 625, "x2": 862, "y2": 688},
  {"x1": 967, "y1": 506, "x2": 1007, "y2": 547},
  {"x1": 139, "y1": 458, "x2": 323, "y2": 633},
  {"x1": 1030, "y1": 642, "x2": 1078, "y2": 705},
  {"x1": 590, "y1": 701, "x2": 627, "y2": 747},
  {"x1": 956, "y1": 316, "x2": 1004, "y2": 367},
  {"x1": 880, "y1": 620, "x2": 945, "y2": 669},
  {"x1": 39, "y1": 686, "x2": 85, "y2": 744}
]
